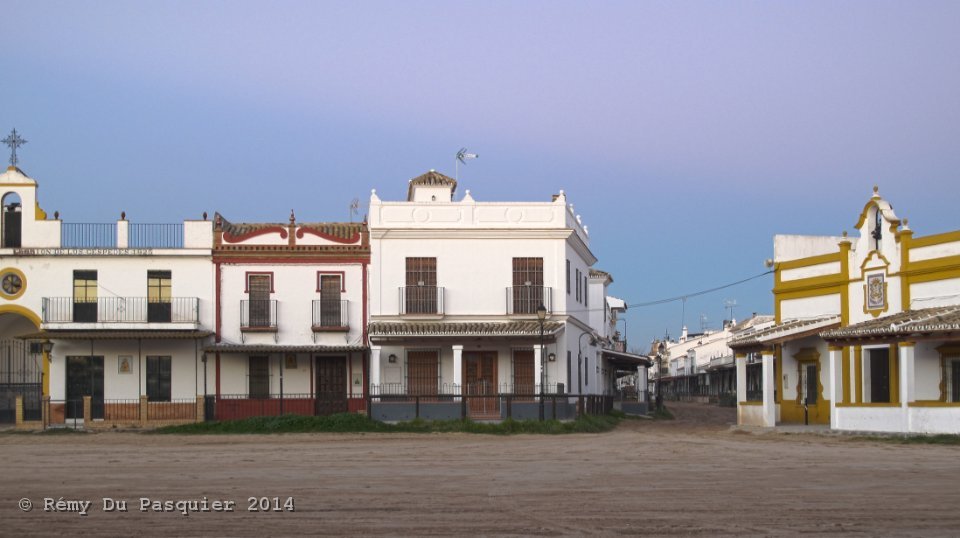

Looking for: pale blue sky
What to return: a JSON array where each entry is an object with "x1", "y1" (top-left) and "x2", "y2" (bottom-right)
[{"x1": 4, "y1": 1, "x2": 959, "y2": 348}]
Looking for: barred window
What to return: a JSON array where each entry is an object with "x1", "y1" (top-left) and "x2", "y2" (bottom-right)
[{"x1": 406, "y1": 350, "x2": 439, "y2": 395}]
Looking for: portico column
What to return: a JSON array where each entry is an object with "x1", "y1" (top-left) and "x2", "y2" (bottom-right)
[
  {"x1": 761, "y1": 349, "x2": 776, "y2": 427},
  {"x1": 899, "y1": 342, "x2": 915, "y2": 433},
  {"x1": 534, "y1": 346, "x2": 543, "y2": 393},
  {"x1": 452, "y1": 345, "x2": 463, "y2": 398},
  {"x1": 735, "y1": 353, "x2": 747, "y2": 405},
  {"x1": 828, "y1": 346, "x2": 843, "y2": 430},
  {"x1": 370, "y1": 346, "x2": 381, "y2": 393}
]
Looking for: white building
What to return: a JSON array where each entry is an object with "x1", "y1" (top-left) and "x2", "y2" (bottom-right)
[
  {"x1": 366, "y1": 171, "x2": 647, "y2": 420},
  {"x1": 732, "y1": 187, "x2": 960, "y2": 433},
  {"x1": 0, "y1": 163, "x2": 213, "y2": 427},
  {"x1": 205, "y1": 212, "x2": 369, "y2": 419}
]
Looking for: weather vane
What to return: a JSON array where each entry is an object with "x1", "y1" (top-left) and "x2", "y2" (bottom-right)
[{"x1": 2, "y1": 128, "x2": 27, "y2": 167}]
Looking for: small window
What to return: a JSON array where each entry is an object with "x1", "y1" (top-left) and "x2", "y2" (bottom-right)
[
  {"x1": 566, "y1": 260, "x2": 570, "y2": 295},
  {"x1": 584, "y1": 275, "x2": 588, "y2": 307},
  {"x1": 73, "y1": 270, "x2": 98, "y2": 323},
  {"x1": 147, "y1": 271, "x2": 172, "y2": 323},
  {"x1": 146, "y1": 356, "x2": 172, "y2": 402}
]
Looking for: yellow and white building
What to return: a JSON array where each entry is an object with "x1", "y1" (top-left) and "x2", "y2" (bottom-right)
[{"x1": 731, "y1": 187, "x2": 960, "y2": 433}]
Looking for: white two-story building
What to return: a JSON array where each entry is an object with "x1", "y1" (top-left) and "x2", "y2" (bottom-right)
[
  {"x1": 0, "y1": 163, "x2": 213, "y2": 427},
  {"x1": 366, "y1": 170, "x2": 646, "y2": 420}
]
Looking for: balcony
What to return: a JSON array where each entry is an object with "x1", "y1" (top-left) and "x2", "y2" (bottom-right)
[
  {"x1": 399, "y1": 286, "x2": 444, "y2": 315},
  {"x1": 505, "y1": 286, "x2": 553, "y2": 315},
  {"x1": 241, "y1": 300, "x2": 278, "y2": 333},
  {"x1": 312, "y1": 300, "x2": 349, "y2": 332},
  {"x1": 41, "y1": 297, "x2": 199, "y2": 327}
]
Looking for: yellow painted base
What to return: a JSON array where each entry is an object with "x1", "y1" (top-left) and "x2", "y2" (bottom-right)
[{"x1": 779, "y1": 400, "x2": 831, "y2": 424}]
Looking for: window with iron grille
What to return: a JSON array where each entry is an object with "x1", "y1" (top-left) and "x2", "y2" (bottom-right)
[
  {"x1": 319, "y1": 274, "x2": 343, "y2": 326},
  {"x1": 249, "y1": 356, "x2": 270, "y2": 398},
  {"x1": 146, "y1": 356, "x2": 171, "y2": 402},
  {"x1": 405, "y1": 258, "x2": 437, "y2": 314},
  {"x1": 406, "y1": 351, "x2": 439, "y2": 395},
  {"x1": 512, "y1": 257, "x2": 543, "y2": 314}
]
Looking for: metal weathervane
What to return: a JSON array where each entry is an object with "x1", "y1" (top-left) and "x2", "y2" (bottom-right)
[
  {"x1": 455, "y1": 147, "x2": 478, "y2": 181},
  {"x1": 2, "y1": 128, "x2": 27, "y2": 167}
]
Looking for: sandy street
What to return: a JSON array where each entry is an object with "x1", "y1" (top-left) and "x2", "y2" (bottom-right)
[{"x1": 1, "y1": 403, "x2": 958, "y2": 536}]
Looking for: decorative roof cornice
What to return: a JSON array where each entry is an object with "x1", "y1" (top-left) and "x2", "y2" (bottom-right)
[
  {"x1": 821, "y1": 306, "x2": 960, "y2": 340},
  {"x1": 369, "y1": 320, "x2": 563, "y2": 338}
]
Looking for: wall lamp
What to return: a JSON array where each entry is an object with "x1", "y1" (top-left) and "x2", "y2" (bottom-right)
[
  {"x1": 548, "y1": 352, "x2": 557, "y2": 362},
  {"x1": 388, "y1": 354, "x2": 398, "y2": 363}
]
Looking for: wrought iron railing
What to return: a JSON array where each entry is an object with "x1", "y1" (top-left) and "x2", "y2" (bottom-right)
[
  {"x1": 505, "y1": 286, "x2": 553, "y2": 315},
  {"x1": 399, "y1": 286, "x2": 444, "y2": 315},
  {"x1": 41, "y1": 297, "x2": 200, "y2": 323},
  {"x1": 312, "y1": 300, "x2": 348, "y2": 329},
  {"x1": 61, "y1": 223, "x2": 117, "y2": 248},
  {"x1": 241, "y1": 300, "x2": 278, "y2": 330},
  {"x1": 129, "y1": 223, "x2": 184, "y2": 248}
]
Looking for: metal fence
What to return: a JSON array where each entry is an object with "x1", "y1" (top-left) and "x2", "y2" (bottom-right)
[
  {"x1": 129, "y1": 223, "x2": 183, "y2": 248},
  {"x1": 367, "y1": 391, "x2": 613, "y2": 421},
  {"x1": 148, "y1": 399, "x2": 197, "y2": 421},
  {"x1": 41, "y1": 297, "x2": 200, "y2": 323},
  {"x1": 61, "y1": 223, "x2": 117, "y2": 248},
  {"x1": 399, "y1": 286, "x2": 444, "y2": 315},
  {"x1": 505, "y1": 286, "x2": 553, "y2": 315},
  {"x1": 241, "y1": 300, "x2": 278, "y2": 329},
  {"x1": 311, "y1": 299, "x2": 349, "y2": 329},
  {"x1": 214, "y1": 393, "x2": 366, "y2": 421}
]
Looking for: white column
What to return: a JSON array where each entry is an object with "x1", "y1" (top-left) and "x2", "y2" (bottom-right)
[
  {"x1": 829, "y1": 347, "x2": 842, "y2": 430},
  {"x1": 116, "y1": 219, "x2": 129, "y2": 248},
  {"x1": 452, "y1": 345, "x2": 463, "y2": 398},
  {"x1": 899, "y1": 343, "x2": 915, "y2": 433},
  {"x1": 534, "y1": 346, "x2": 543, "y2": 394},
  {"x1": 370, "y1": 346, "x2": 381, "y2": 392},
  {"x1": 761, "y1": 350, "x2": 776, "y2": 427},
  {"x1": 735, "y1": 354, "x2": 746, "y2": 404}
]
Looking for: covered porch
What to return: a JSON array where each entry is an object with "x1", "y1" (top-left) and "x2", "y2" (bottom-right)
[{"x1": 821, "y1": 305, "x2": 960, "y2": 434}]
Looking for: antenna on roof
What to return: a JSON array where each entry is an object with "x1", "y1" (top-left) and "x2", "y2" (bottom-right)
[
  {"x1": 724, "y1": 299, "x2": 737, "y2": 323},
  {"x1": 349, "y1": 198, "x2": 360, "y2": 223},
  {"x1": 455, "y1": 147, "x2": 478, "y2": 182}
]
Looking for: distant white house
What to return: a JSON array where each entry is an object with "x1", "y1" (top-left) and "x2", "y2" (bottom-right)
[{"x1": 731, "y1": 187, "x2": 960, "y2": 434}]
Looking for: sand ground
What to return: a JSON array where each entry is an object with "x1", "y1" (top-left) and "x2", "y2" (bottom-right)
[{"x1": 2, "y1": 402, "x2": 958, "y2": 536}]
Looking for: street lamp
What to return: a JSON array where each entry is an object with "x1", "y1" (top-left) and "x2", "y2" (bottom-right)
[
  {"x1": 656, "y1": 341, "x2": 665, "y2": 412},
  {"x1": 537, "y1": 303, "x2": 547, "y2": 420}
]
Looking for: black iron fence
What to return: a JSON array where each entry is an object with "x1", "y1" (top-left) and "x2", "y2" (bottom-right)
[
  {"x1": 41, "y1": 297, "x2": 200, "y2": 323},
  {"x1": 505, "y1": 286, "x2": 553, "y2": 315},
  {"x1": 241, "y1": 300, "x2": 278, "y2": 330},
  {"x1": 399, "y1": 286, "x2": 444, "y2": 315},
  {"x1": 312, "y1": 299, "x2": 349, "y2": 329}
]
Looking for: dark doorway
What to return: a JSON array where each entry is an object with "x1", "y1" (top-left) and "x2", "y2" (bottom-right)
[
  {"x1": 952, "y1": 362, "x2": 960, "y2": 403},
  {"x1": 870, "y1": 348, "x2": 890, "y2": 403},
  {"x1": 65, "y1": 356, "x2": 104, "y2": 419},
  {"x1": 803, "y1": 364, "x2": 818, "y2": 405},
  {"x1": 248, "y1": 356, "x2": 270, "y2": 398},
  {"x1": 2, "y1": 193, "x2": 21, "y2": 248},
  {"x1": 315, "y1": 356, "x2": 347, "y2": 416}
]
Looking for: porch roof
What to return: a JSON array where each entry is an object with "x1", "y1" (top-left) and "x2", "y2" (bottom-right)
[
  {"x1": 728, "y1": 315, "x2": 840, "y2": 351},
  {"x1": 368, "y1": 320, "x2": 563, "y2": 339},
  {"x1": 601, "y1": 348, "x2": 653, "y2": 369},
  {"x1": 821, "y1": 305, "x2": 960, "y2": 342},
  {"x1": 204, "y1": 344, "x2": 367, "y2": 353},
  {"x1": 18, "y1": 330, "x2": 213, "y2": 340}
]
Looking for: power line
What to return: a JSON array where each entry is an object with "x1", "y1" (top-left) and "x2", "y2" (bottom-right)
[{"x1": 627, "y1": 270, "x2": 774, "y2": 309}]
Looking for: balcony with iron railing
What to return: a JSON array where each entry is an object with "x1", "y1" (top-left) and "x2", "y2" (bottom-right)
[
  {"x1": 312, "y1": 300, "x2": 349, "y2": 332},
  {"x1": 241, "y1": 300, "x2": 278, "y2": 333},
  {"x1": 41, "y1": 297, "x2": 200, "y2": 328},
  {"x1": 399, "y1": 286, "x2": 444, "y2": 315},
  {"x1": 505, "y1": 286, "x2": 552, "y2": 315}
]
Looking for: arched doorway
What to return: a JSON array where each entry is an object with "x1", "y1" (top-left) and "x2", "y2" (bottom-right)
[
  {"x1": 1, "y1": 192, "x2": 23, "y2": 248},
  {"x1": 0, "y1": 308, "x2": 43, "y2": 424}
]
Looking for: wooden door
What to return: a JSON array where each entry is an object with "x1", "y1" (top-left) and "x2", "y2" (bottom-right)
[
  {"x1": 464, "y1": 351, "x2": 498, "y2": 416},
  {"x1": 65, "y1": 356, "x2": 104, "y2": 419},
  {"x1": 315, "y1": 356, "x2": 347, "y2": 416},
  {"x1": 405, "y1": 258, "x2": 437, "y2": 314},
  {"x1": 248, "y1": 356, "x2": 270, "y2": 399},
  {"x1": 513, "y1": 350, "x2": 535, "y2": 398}
]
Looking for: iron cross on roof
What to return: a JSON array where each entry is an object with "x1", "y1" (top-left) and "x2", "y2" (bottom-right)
[{"x1": 2, "y1": 128, "x2": 27, "y2": 167}]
